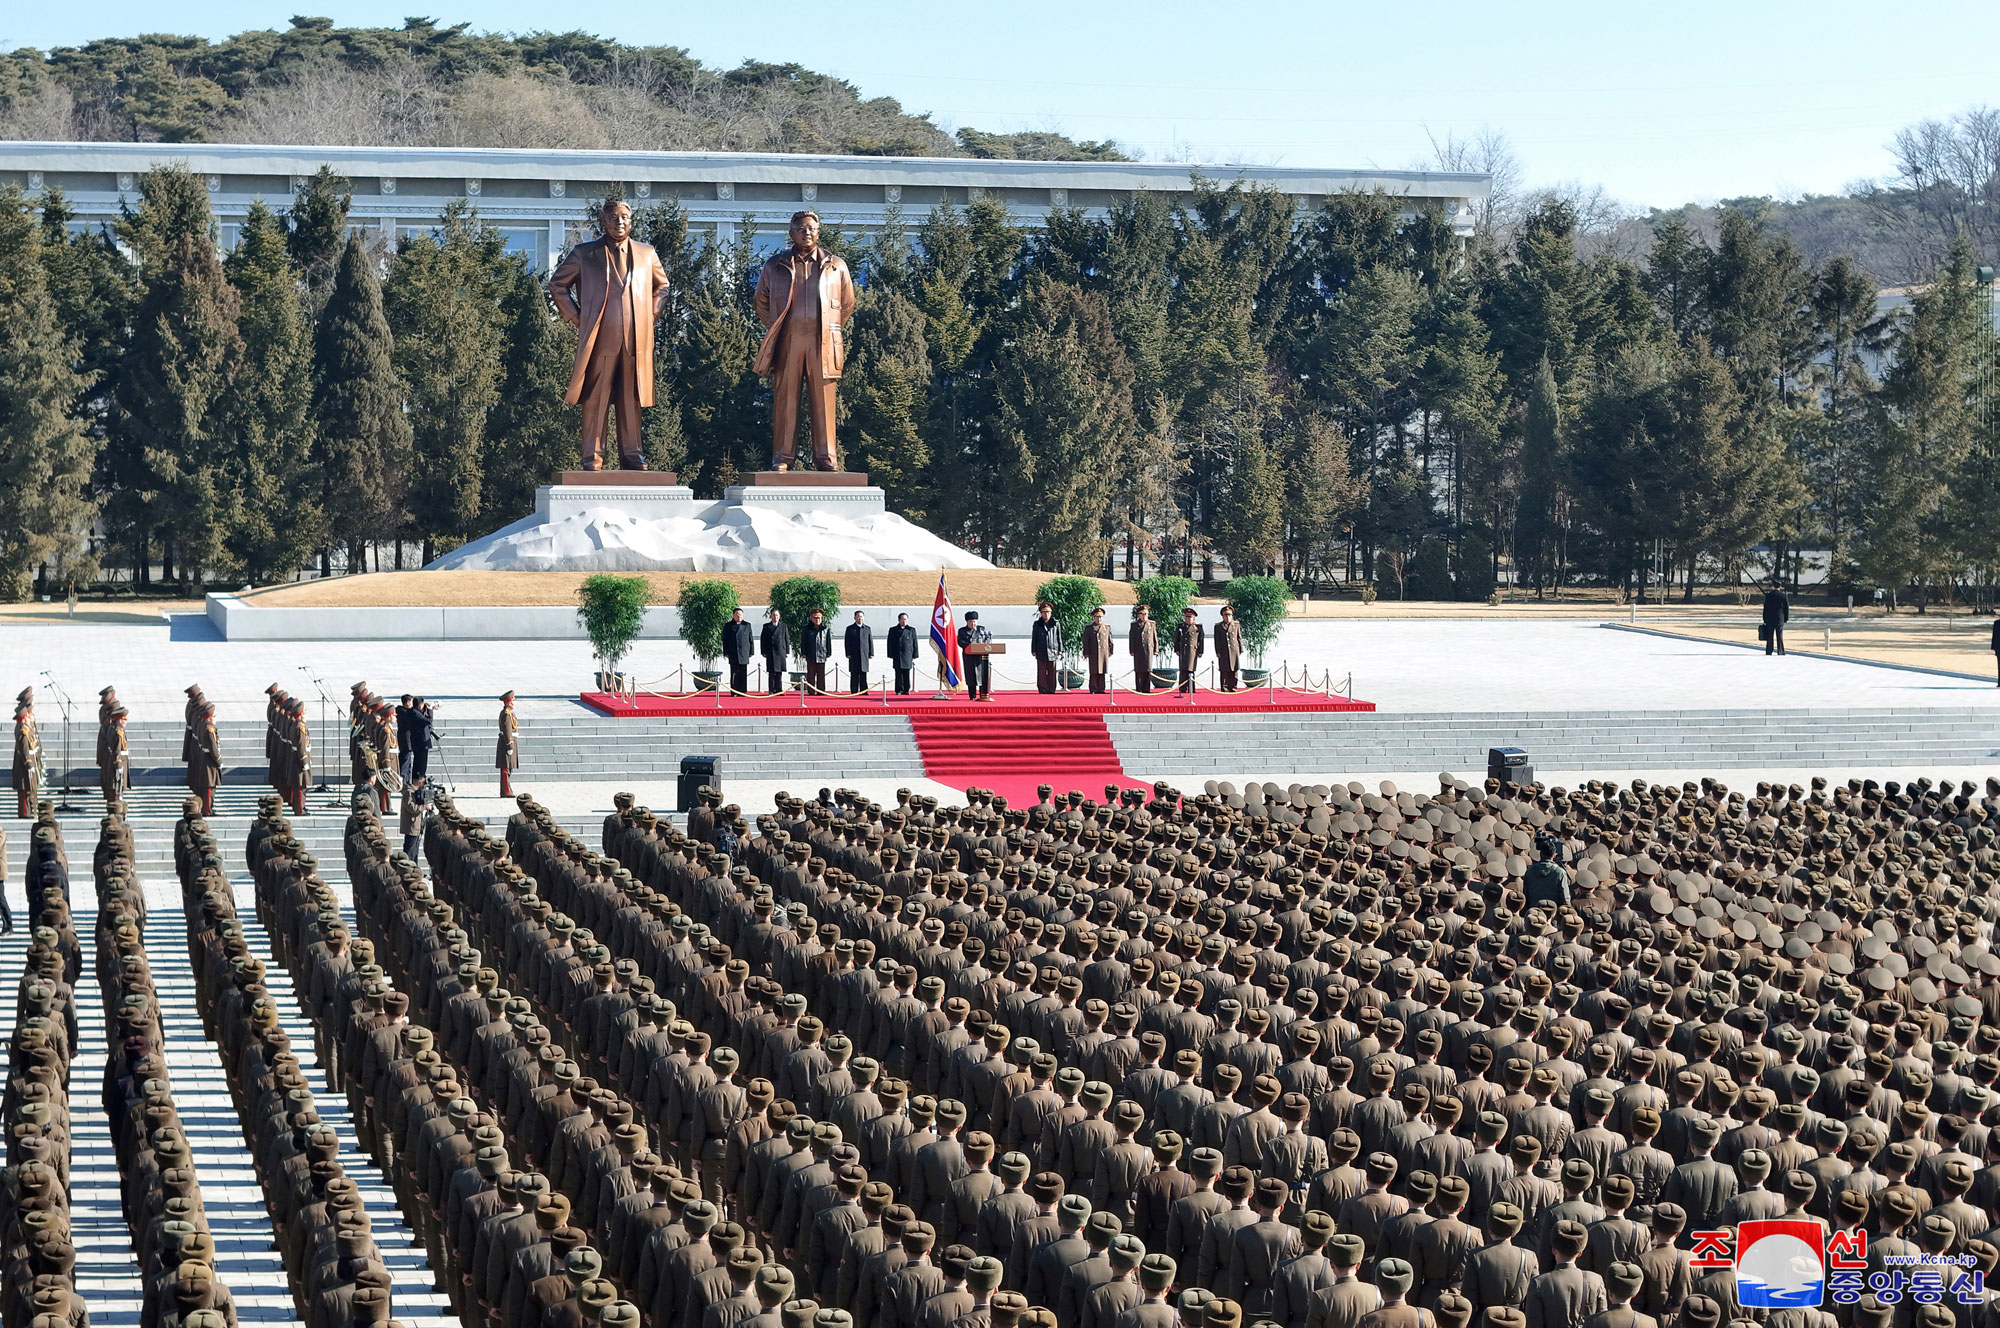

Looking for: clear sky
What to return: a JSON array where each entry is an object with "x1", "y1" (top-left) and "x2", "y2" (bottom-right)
[{"x1": 5, "y1": 0, "x2": 1998, "y2": 210}]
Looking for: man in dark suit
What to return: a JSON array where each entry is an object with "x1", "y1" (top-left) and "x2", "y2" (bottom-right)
[
  {"x1": 1031, "y1": 603, "x2": 1062, "y2": 693},
  {"x1": 1761, "y1": 583, "x2": 1789, "y2": 655},
  {"x1": 722, "y1": 609, "x2": 755, "y2": 695},
  {"x1": 959, "y1": 613, "x2": 993, "y2": 701},
  {"x1": 760, "y1": 609, "x2": 790, "y2": 695},
  {"x1": 802, "y1": 608, "x2": 834, "y2": 695},
  {"x1": 888, "y1": 613, "x2": 920, "y2": 696},
  {"x1": 844, "y1": 611, "x2": 875, "y2": 695}
]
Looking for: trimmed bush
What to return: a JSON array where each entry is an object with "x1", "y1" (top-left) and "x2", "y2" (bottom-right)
[
  {"x1": 769, "y1": 575, "x2": 843, "y2": 654},
  {"x1": 677, "y1": 577, "x2": 740, "y2": 668},
  {"x1": 1222, "y1": 575, "x2": 1291, "y2": 665},
  {"x1": 1132, "y1": 575, "x2": 1198, "y2": 630},
  {"x1": 577, "y1": 574, "x2": 650, "y2": 676}
]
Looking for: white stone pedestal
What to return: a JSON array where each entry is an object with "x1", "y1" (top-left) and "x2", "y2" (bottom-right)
[
  {"x1": 538, "y1": 481, "x2": 701, "y2": 523},
  {"x1": 723, "y1": 484, "x2": 887, "y2": 518}
]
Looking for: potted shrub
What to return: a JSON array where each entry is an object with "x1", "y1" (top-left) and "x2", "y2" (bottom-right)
[
  {"x1": 1223, "y1": 575, "x2": 1290, "y2": 685},
  {"x1": 677, "y1": 578, "x2": 740, "y2": 692},
  {"x1": 1036, "y1": 575, "x2": 1104, "y2": 689},
  {"x1": 577, "y1": 573, "x2": 651, "y2": 691},
  {"x1": 769, "y1": 575, "x2": 843, "y2": 685},
  {"x1": 1133, "y1": 576, "x2": 1197, "y2": 689}
]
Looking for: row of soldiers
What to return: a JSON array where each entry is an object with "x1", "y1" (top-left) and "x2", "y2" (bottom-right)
[
  {"x1": 263, "y1": 685, "x2": 313, "y2": 814},
  {"x1": 95, "y1": 804, "x2": 242, "y2": 1328},
  {"x1": 175, "y1": 797, "x2": 407, "y2": 1328},
  {"x1": 3, "y1": 806, "x2": 87, "y2": 1328}
]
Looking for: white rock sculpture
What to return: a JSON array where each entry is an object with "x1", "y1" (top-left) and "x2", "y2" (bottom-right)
[{"x1": 429, "y1": 488, "x2": 994, "y2": 574}]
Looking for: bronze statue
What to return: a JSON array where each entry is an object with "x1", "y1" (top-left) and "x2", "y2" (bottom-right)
[
  {"x1": 754, "y1": 210, "x2": 857, "y2": 471},
  {"x1": 547, "y1": 199, "x2": 672, "y2": 472}
]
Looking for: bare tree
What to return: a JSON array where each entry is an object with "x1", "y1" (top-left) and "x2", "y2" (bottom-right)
[
  {"x1": 1426, "y1": 126, "x2": 1522, "y2": 237},
  {"x1": 1888, "y1": 106, "x2": 2000, "y2": 266},
  {"x1": 0, "y1": 79, "x2": 78, "y2": 141}
]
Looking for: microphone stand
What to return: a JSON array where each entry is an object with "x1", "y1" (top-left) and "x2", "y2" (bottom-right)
[
  {"x1": 39, "y1": 674, "x2": 80, "y2": 814},
  {"x1": 299, "y1": 668, "x2": 340, "y2": 798}
]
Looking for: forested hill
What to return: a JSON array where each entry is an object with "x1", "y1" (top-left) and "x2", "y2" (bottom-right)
[{"x1": 0, "y1": 15, "x2": 1128, "y2": 160}]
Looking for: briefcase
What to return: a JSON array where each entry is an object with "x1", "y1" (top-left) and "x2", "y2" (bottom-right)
[
  {"x1": 1757, "y1": 623, "x2": 1771, "y2": 642},
  {"x1": 963, "y1": 643, "x2": 1007, "y2": 657}
]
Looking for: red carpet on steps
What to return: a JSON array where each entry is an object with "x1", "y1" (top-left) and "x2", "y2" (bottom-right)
[{"x1": 577, "y1": 688, "x2": 1374, "y2": 806}]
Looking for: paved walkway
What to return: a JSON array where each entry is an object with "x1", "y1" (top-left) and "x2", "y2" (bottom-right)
[{"x1": 5, "y1": 616, "x2": 2000, "y2": 724}]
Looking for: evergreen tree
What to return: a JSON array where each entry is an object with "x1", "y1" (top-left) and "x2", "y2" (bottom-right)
[
  {"x1": 839, "y1": 285, "x2": 933, "y2": 518},
  {"x1": 1807, "y1": 254, "x2": 1884, "y2": 574},
  {"x1": 986, "y1": 278, "x2": 1135, "y2": 571},
  {"x1": 387, "y1": 202, "x2": 508, "y2": 555},
  {"x1": 225, "y1": 200, "x2": 322, "y2": 582},
  {"x1": 676, "y1": 227, "x2": 764, "y2": 493},
  {"x1": 0, "y1": 187, "x2": 98, "y2": 599},
  {"x1": 1645, "y1": 213, "x2": 1708, "y2": 339},
  {"x1": 1212, "y1": 431, "x2": 1285, "y2": 575},
  {"x1": 110, "y1": 166, "x2": 245, "y2": 589},
  {"x1": 38, "y1": 189, "x2": 138, "y2": 409},
  {"x1": 1514, "y1": 355, "x2": 1567, "y2": 594},
  {"x1": 1859, "y1": 233, "x2": 1994, "y2": 606},
  {"x1": 315, "y1": 232, "x2": 412, "y2": 571},
  {"x1": 484, "y1": 260, "x2": 577, "y2": 525},
  {"x1": 287, "y1": 166, "x2": 352, "y2": 311}
]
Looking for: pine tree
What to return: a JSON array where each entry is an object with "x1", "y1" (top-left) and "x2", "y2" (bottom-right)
[
  {"x1": 676, "y1": 229, "x2": 765, "y2": 493},
  {"x1": 1515, "y1": 354, "x2": 1567, "y2": 594},
  {"x1": 1859, "y1": 233, "x2": 1994, "y2": 606},
  {"x1": 1213, "y1": 431, "x2": 1285, "y2": 575},
  {"x1": 484, "y1": 261, "x2": 578, "y2": 525},
  {"x1": 287, "y1": 166, "x2": 352, "y2": 312},
  {"x1": 1280, "y1": 411, "x2": 1362, "y2": 585},
  {"x1": 387, "y1": 202, "x2": 508, "y2": 556},
  {"x1": 226, "y1": 200, "x2": 322, "y2": 582},
  {"x1": 316, "y1": 233, "x2": 412, "y2": 571},
  {"x1": 839, "y1": 286, "x2": 932, "y2": 518},
  {"x1": 986, "y1": 278, "x2": 1135, "y2": 571},
  {"x1": 0, "y1": 187, "x2": 98, "y2": 599},
  {"x1": 110, "y1": 166, "x2": 246, "y2": 589}
]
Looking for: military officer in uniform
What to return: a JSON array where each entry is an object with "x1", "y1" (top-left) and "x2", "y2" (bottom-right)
[
  {"x1": 1213, "y1": 605, "x2": 1243, "y2": 692},
  {"x1": 97, "y1": 702, "x2": 128, "y2": 807},
  {"x1": 1173, "y1": 610, "x2": 1203, "y2": 694},
  {"x1": 1082, "y1": 608, "x2": 1114, "y2": 695},
  {"x1": 187, "y1": 700, "x2": 221, "y2": 816},
  {"x1": 1127, "y1": 606, "x2": 1158, "y2": 694},
  {"x1": 13, "y1": 686, "x2": 40, "y2": 817},
  {"x1": 497, "y1": 692, "x2": 518, "y2": 797}
]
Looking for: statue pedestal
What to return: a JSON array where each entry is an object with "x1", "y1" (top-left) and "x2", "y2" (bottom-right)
[
  {"x1": 538, "y1": 476, "x2": 700, "y2": 523},
  {"x1": 746, "y1": 471, "x2": 870, "y2": 487},
  {"x1": 725, "y1": 482, "x2": 885, "y2": 518}
]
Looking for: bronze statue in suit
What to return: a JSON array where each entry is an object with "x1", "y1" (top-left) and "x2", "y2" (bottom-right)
[
  {"x1": 547, "y1": 199, "x2": 672, "y2": 471},
  {"x1": 754, "y1": 211, "x2": 857, "y2": 471}
]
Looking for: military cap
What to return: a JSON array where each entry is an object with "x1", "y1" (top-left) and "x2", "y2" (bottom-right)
[
  {"x1": 1138, "y1": 1253, "x2": 1176, "y2": 1291},
  {"x1": 1205, "y1": 1299, "x2": 1243, "y2": 1328},
  {"x1": 1328, "y1": 1232, "x2": 1365, "y2": 1268},
  {"x1": 1486, "y1": 1201, "x2": 1525, "y2": 1237},
  {"x1": 1680, "y1": 1296, "x2": 1723, "y2": 1328},
  {"x1": 1376, "y1": 1258, "x2": 1416, "y2": 1296}
]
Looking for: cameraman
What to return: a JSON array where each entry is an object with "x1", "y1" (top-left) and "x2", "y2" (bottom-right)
[{"x1": 400, "y1": 773, "x2": 436, "y2": 861}]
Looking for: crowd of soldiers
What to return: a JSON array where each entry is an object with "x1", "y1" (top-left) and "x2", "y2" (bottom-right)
[
  {"x1": 3, "y1": 803, "x2": 86, "y2": 1328},
  {"x1": 180, "y1": 689, "x2": 2000, "y2": 1328},
  {"x1": 260, "y1": 685, "x2": 314, "y2": 815},
  {"x1": 178, "y1": 796, "x2": 408, "y2": 1328},
  {"x1": 97, "y1": 803, "x2": 243, "y2": 1328}
]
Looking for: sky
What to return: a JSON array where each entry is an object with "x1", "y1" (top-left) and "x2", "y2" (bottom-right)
[{"x1": 5, "y1": 0, "x2": 1999, "y2": 210}]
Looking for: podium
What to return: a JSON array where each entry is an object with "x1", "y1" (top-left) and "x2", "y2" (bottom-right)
[{"x1": 963, "y1": 643, "x2": 1007, "y2": 656}]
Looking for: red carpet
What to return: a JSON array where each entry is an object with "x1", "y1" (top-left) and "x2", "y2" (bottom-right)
[
  {"x1": 579, "y1": 688, "x2": 1374, "y2": 718},
  {"x1": 578, "y1": 686, "x2": 1372, "y2": 806}
]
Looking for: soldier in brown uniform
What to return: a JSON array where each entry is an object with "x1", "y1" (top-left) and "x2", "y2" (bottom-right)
[
  {"x1": 1213, "y1": 606, "x2": 1244, "y2": 692},
  {"x1": 97, "y1": 703, "x2": 128, "y2": 806},
  {"x1": 497, "y1": 692, "x2": 518, "y2": 797},
  {"x1": 1355, "y1": 1259, "x2": 1425, "y2": 1328},
  {"x1": 285, "y1": 698, "x2": 311, "y2": 815},
  {"x1": 13, "y1": 687, "x2": 40, "y2": 817},
  {"x1": 186, "y1": 701, "x2": 220, "y2": 816},
  {"x1": 1126, "y1": 606, "x2": 1158, "y2": 694},
  {"x1": 1172, "y1": 610, "x2": 1203, "y2": 694},
  {"x1": 1081, "y1": 609, "x2": 1114, "y2": 695}
]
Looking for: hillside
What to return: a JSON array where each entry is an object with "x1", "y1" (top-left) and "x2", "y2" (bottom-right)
[{"x1": 0, "y1": 15, "x2": 1127, "y2": 161}]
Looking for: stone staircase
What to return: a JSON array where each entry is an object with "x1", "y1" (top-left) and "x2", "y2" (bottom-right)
[{"x1": 1106, "y1": 707, "x2": 2000, "y2": 776}]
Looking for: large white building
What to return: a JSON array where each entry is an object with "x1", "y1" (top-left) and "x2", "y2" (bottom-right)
[{"x1": 0, "y1": 140, "x2": 1491, "y2": 270}]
